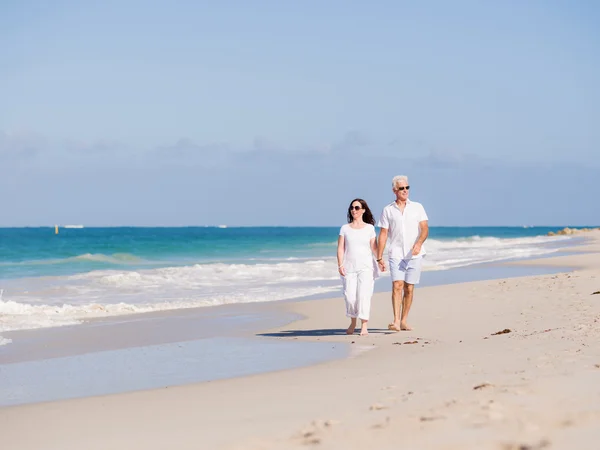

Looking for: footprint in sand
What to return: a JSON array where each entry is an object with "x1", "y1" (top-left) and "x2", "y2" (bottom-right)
[
  {"x1": 300, "y1": 432, "x2": 320, "y2": 446},
  {"x1": 370, "y1": 403, "x2": 388, "y2": 411},
  {"x1": 419, "y1": 415, "x2": 446, "y2": 422},
  {"x1": 372, "y1": 417, "x2": 391, "y2": 429},
  {"x1": 501, "y1": 438, "x2": 551, "y2": 450},
  {"x1": 295, "y1": 419, "x2": 340, "y2": 445}
]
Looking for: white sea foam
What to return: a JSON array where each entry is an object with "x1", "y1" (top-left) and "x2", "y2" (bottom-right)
[
  {"x1": 70, "y1": 253, "x2": 143, "y2": 264},
  {"x1": 0, "y1": 234, "x2": 573, "y2": 336},
  {"x1": 0, "y1": 284, "x2": 338, "y2": 333},
  {"x1": 424, "y1": 235, "x2": 571, "y2": 270},
  {"x1": 0, "y1": 253, "x2": 143, "y2": 267}
]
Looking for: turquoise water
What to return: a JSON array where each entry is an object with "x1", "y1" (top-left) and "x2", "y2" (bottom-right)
[
  {"x1": 0, "y1": 227, "x2": 338, "y2": 279},
  {"x1": 0, "y1": 226, "x2": 577, "y2": 279},
  {"x1": 0, "y1": 226, "x2": 582, "y2": 336}
]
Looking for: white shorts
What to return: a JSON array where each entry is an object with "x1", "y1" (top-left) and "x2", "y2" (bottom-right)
[{"x1": 389, "y1": 257, "x2": 423, "y2": 284}]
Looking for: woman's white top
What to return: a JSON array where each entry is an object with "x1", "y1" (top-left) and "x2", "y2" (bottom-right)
[{"x1": 339, "y1": 223, "x2": 377, "y2": 273}]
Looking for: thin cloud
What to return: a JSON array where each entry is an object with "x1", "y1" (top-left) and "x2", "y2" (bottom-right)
[
  {"x1": 152, "y1": 138, "x2": 230, "y2": 168},
  {"x1": 64, "y1": 139, "x2": 122, "y2": 155},
  {"x1": 0, "y1": 130, "x2": 43, "y2": 161},
  {"x1": 252, "y1": 136, "x2": 283, "y2": 153},
  {"x1": 330, "y1": 130, "x2": 372, "y2": 154}
]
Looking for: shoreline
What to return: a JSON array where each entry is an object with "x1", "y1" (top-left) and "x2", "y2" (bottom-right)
[
  {"x1": 0, "y1": 247, "x2": 581, "y2": 365},
  {"x1": 0, "y1": 227, "x2": 584, "y2": 338},
  {"x1": 0, "y1": 236, "x2": 596, "y2": 400},
  {"x1": 0, "y1": 260, "x2": 576, "y2": 407},
  {"x1": 2, "y1": 234, "x2": 589, "y2": 347},
  {"x1": 1, "y1": 232, "x2": 599, "y2": 448}
]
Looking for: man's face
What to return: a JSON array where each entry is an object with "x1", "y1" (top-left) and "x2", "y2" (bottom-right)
[{"x1": 394, "y1": 182, "x2": 410, "y2": 201}]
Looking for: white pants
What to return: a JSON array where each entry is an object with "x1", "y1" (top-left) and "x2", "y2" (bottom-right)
[{"x1": 343, "y1": 269, "x2": 374, "y2": 320}]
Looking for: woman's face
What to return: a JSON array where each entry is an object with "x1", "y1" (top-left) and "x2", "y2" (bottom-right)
[{"x1": 350, "y1": 201, "x2": 364, "y2": 220}]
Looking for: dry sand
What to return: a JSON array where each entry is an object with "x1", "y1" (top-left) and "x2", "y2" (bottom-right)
[{"x1": 1, "y1": 233, "x2": 599, "y2": 450}]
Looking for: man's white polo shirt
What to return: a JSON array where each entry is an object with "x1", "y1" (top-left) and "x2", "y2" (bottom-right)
[{"x1": 377, "y1": 199, "x2": 429, "y2": 260}]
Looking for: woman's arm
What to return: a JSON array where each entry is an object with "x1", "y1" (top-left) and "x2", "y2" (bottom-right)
[
  {"x1": 337, "y1": 235, "x2": 346, "y2": 276},
  {"x1": 370, "y1": 236, "x2": 378, "y2": 258},
  {"x1": 376, "y1": 228, "x2": 388, "y2": 272}
]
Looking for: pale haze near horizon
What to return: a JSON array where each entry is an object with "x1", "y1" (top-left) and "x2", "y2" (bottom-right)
[{"x1": 1, "y1": 1, "x2": 599, "y2": 227}]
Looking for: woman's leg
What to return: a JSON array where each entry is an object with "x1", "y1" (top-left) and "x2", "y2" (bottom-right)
[
  {"x1": 343, "y1": 272, "x2": 358, "y2": 334},
  {"x1": 357, "y1": 269, "x2": 375, "y2": 335}
]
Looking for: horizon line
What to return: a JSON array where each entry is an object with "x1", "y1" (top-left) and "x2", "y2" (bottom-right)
[{"x1": 1, "y1": 225, "x2": 598, "y2": 229}]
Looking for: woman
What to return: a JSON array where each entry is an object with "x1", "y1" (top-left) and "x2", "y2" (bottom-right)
[{"x1": 337, "y1": 198, "x2": 379, "y2": 336}]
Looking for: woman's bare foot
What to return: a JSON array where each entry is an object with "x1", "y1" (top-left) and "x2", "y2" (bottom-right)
[
  {"x1": 400, "y1": 322, "x2": 413, "y2": 331},
  {"x1": 360, "y1": 320, "x2": 369, "y2": 336},
  {"x1": 346, "y1": 318, "x2": 357, "y2": 335}
]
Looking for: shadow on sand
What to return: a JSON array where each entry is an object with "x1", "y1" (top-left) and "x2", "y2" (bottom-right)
[{"x1": 257, "y1": 328, "x2": 392, "y2": 338}]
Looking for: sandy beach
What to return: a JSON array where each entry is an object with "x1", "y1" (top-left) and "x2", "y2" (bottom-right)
[{"x1": 1, "y1": 233, "x2": 599, "y2": 450}]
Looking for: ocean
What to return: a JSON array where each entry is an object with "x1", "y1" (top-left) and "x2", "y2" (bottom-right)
[{"x1": 0, "y1": 226, "x2": 576, "y2": 344}]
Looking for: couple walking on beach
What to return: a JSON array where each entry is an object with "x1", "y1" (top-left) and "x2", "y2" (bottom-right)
[{"x1": 336, "y1": 175, "x2": 429, "y2": 336}]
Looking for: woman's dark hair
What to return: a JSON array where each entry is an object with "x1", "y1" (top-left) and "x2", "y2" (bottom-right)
[{"x1": 347, "y1": 198, "x2": 375, "y2": 225}]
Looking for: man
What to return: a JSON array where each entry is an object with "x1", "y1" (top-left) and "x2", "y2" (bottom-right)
[{"x1": 377, "y1": 175, "x2": 429, "y2": 331}]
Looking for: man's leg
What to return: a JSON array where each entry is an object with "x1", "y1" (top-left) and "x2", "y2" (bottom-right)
[
  {"x1": 400, "y1": 258, "x2": 423, "y2": 331},
  {"x1": 401, "y1": 283, "x2": 414, "y2": 331},
  {"x1": 389, "y1": 280, "x2": 404, "y2": 331}
]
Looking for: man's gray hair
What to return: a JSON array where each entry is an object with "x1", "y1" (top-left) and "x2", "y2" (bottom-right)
[{"x1": 392, "y1": 175, "x2": 409, "y2": 190}]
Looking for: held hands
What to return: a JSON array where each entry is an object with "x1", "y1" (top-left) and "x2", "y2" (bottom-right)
[{"x1": 377, "y1": 259, "x2": 386, "y2": 272}]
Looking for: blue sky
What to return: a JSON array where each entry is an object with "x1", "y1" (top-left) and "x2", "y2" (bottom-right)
[{"x1": 1, "y1": 1, "x2": 599, "y2": 226}]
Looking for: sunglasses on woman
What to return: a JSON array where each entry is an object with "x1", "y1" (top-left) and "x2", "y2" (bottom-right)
[{"x1": 350, "y1": 205, "x2": 363, "y2": 211}]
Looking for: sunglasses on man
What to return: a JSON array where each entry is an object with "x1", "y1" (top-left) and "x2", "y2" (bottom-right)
[{"x1": 396, "y1": 186, "x2": 410, "y2": 191}]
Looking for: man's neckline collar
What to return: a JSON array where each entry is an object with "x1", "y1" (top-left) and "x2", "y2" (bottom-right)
[{"x1": 392, "y1": 198, "x2": 412, "y2": 208}]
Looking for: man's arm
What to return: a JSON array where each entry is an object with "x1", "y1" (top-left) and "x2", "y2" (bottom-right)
[
  {"x1": 377, "y1": 228, "x2": 388, "y2": 260},
  {"x1": 411, "y1": 221, "x2": 429, "y2": 256},
  {"x1": 417, "y1": 220, "x2": 429, "y2": 245}
]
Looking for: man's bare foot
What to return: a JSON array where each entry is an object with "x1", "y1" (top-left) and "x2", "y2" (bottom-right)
[
  {"x1": 388, "y1": 322, "x2": 401, "y2": 332},
  {"x1": 346, "y1": 318, "x2": 357, "y2": 335},
  {"x1": 400, "y1": 322, "x2": 413, "y2": 331},
  {"x1": 360, "y1": 326, "x2": 369, "y2": 336}
]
